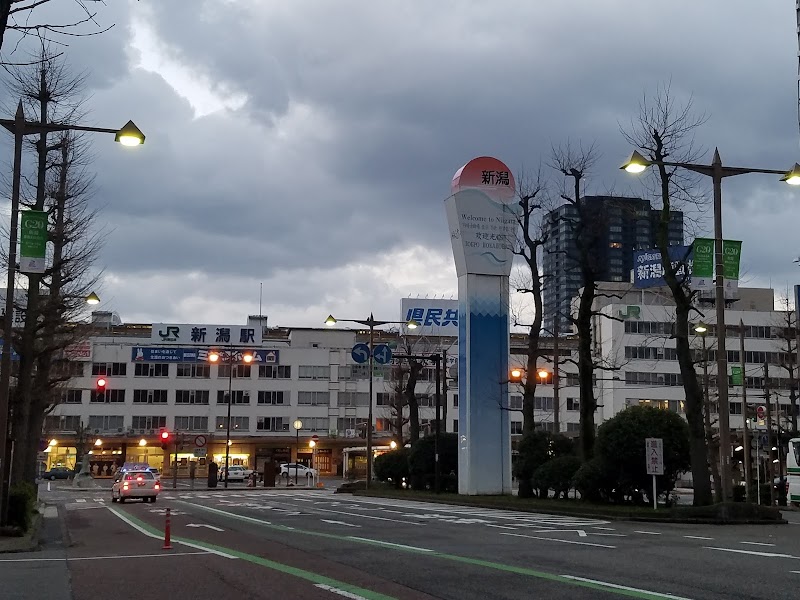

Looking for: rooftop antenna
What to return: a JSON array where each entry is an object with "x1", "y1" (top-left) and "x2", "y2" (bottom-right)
[{"x1": 259, "y1": 282, "x2": 263, "y2": 318}]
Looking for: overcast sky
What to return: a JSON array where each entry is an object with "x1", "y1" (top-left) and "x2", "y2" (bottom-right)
[{"x1": 1, "y1": 0, "x2": 799, "y2": 328}]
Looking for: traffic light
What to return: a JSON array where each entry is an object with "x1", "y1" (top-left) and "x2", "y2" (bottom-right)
[
  {"x1": 95, "y1": 377, "x2": 107, "y2": 402},
  {"x1": 160, "y1": 428, "x2": 171, "y2": 450}
]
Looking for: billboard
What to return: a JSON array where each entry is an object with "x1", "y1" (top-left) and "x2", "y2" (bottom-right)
[
  {"x1": 633, "y1": 245, "x2": 692, "y2": 288},
  {"x1": 401, "y1": 298, "x2": 458, "y2": 336},
  {"x1": 150, "y1": 323, "x2": 262, "y2": 345},
  {"x1": 131, "y1": 347, "x2": 279, "y2": 364}
]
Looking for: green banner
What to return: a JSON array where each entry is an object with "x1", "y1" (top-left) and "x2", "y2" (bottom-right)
[
  {"x1": 730, "y1": 365, "x2": 743, "y2": 386},
  {"x1": 722, "y1": 240, "x2": 742, "y2": 280},
  {"x1": 19, "y1": 210, "x2": 47, "y2": 274},
  {"x1": 692, "y1": 238, "x2": 714, "y2": 277}
]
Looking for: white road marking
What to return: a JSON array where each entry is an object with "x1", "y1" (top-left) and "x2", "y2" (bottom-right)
[
  {"x1": 486, "y1": 524, "x2": 516, "y2": 530},
  {"x1": 321, "y1": 519, "x2": 361, "y2": 528},
  {"x1": 593, "y1": 526, "x2": 616, "y2": 531},
  {"x1": 501, "y1": 532, "x2": 615, "y2": 549},
  {"x1": 106, "y1": 507, "x2": 237, "y2": 559},
  {"x1": 560, "y1": 575, "x2": 693, "y2": 600},
  {"x1": 76, "y1": 499, "x2": 86, "y2": 503},
  {"x1": 705, "y1": 546, "x2": 800, "y2": 559},
  {"x1": 683, "y1": 536, "x2": 714, "y2": 540},
  {"x1": 634, "y1": 530, "x2": 662, "y2": 535},
  {"x1": 186, "y1": 524, "x2": 224, "y2": 532},
  {"x1": 314, "y1": 583, "x2": 371, "y2": 600},
  {"x1": 741, "y1": 541, "x2": 776, "y2": 547},
  {"x1": 314, "y1": 507, "x2": 421, "y2": 526},
  {"x1": 347, "y1": 536, "x2": 434, "y2": 553},
  {"x1": 533, "y1": 528, "x2": 588, "y2": 537}
]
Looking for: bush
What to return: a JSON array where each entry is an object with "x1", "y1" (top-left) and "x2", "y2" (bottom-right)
[
  {"x1": 593, "y1": 405, "x2": 690, "y2": 503},
  {"x1": 374, "y1": 448, "x2": 410, "y2": 488},
  {"x1": 531, "y1": 455, "x2": 582, "y2": 499},
  {"x1": 408, "y1": 433, "x2": 457, "y2": 491},
  {"x1": 514, "y1": 431, "x2": 575, "y2": 498},
  {"x1": 573, "y1": 457, "x2": 614, "y2": 502},
  {"x1": 8, "y1": 482, "x2": 37, "y2": 532}
]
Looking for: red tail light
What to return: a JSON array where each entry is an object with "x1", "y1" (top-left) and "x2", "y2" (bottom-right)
[
  {"x1": 136, "y1": 476, "x2": 143, "y2": 481},
  {"x1": 123, "y1": 483, "x2": 129, "y2": 490},
  {"x1": 154, "y1": 483, "x2": 160, "y2": 490}
]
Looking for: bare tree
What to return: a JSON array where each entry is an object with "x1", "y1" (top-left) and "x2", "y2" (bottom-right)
[
  {"x1": 0, "y1": 1, "x2": 112, "y2": 55},
  {"x1": 773, "y1": 294, "x2": 798, "y2": 435},
  {"x1": 510, "y1": 168, "x2": 552, "y2": 437},
  {"x1": 621, "y1": 85, "x2": 714, "y2": 506},
  {"x1": 550, "y1": 142, "x2": 601, "y2": 461}
]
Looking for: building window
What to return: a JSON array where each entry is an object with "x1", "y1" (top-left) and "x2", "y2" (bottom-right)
[
  {"x1": 216, "y1": 390, "x2": 250, "y2": 405},
  {"x1": 257, "y1": 390, "x2": 287, "y2": 405},
  {"x1": 218, "y1": 364, "x2": 252, "y2": 379},
  {"x1": 299, "y1": 417, "x2": 329, "y2": 431},
  {"x1": 538, "y1": 422, "x2": 555, "y2": 432},
  {"x1": 259, "y1": 364, "x2": 291, "y2": 379},
  {"x1": 256, "y1": 416, "x2": 288, "y2": 431},
  {"x1": 177, "y1": 363, "x2": 210, "y2": 378},
  {"x1": 338, "y1": 366, "x2": 353, "y2": 380},
  {"x1": 338, "y1": 392, "x2": 369, "y2": 407},
  {"x1": 298, "y1": 391, "x2": 330, "y2": 406},
  {"x1": 609, "y1": 242, "x2": 623, "y2": 249},
  {"x1": 509, "y1": 395, "x2": 523, "y2": 410},
  {"x1": 92, "y1": 362, "x2": 126, "y2": 376},
  {"x1": 453, "y1": 419, "x2": 458, "y2": 432},
  {"x1": 216, "y1": 416, "x2": 250, "y2": 431},
  {"x1": 415, "y1": 393, "x2": 432, "y2": 408},
  {"x1": 90, "y1": 389, "x2": 125, "y2": 403},
  {"x1": 132, "y1": 389, "x2": 168, "y2": 404},
  {"x1": 44, "y1": 415, "x2": 81, "y2": 432},
  {"x1": 175, "y1": 390, "x2": 210, "y2": 405},
  {"x1": 174, "y1": 416, "x2": 208, "y2": 431},
  {"x1": 88, "y1": 415, "x2": 124, "y2": 432},
  {"x1": 511, "y1": 421, "x2": 523, "y2": 435},
  {"x1": 55, "y1": 361, "x2": 85, "y2": 377},
  {"x1": 134, "y1": 363, "x2": 169, "y2": 377},
  {"x1": 453, "y1": 394, "x2": 458, "y2": 407},
  {"x1": 376, "y1": 392, "x2": 392, "y2": 406},
  {"x1": 533, "y1": 397, "x2": 554, "y2": 411},
  {"x1": 566, "y1": 397, "x2": 580, "y2": 411},
  {"x1": 298, "y1": 365, "x2": 330, "y2": 380},
  {"x1": 131, "y1": 416, "x2": 167, "y2": 430},
  {"x1": 350, "y1": 365, "x2": 370, "y2": 380},
  {"x1": 60, "y1": 389, "x2": 82, "y2": 404},
  {"x1": 566, "y1": 422, "x2": 580, "y2": 432}
]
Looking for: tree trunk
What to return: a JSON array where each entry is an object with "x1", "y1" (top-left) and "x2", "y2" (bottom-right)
[
  {"x1": 577, "y1": 279, "x2": 597, "y2": 461},
  {"x1": 405, "y1": 359, "x2": 422, "y2": 442}
]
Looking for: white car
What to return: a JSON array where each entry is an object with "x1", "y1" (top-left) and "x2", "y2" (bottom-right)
[
  {"x1": 279, "y1": 463, "x2": 316, "y2": 479},
  {"x1": 111, "y1": 470, "x2": 160, "y2": 503},
  {"x1": 220, "y1": 465, "x2": 253, "y2": 481}
]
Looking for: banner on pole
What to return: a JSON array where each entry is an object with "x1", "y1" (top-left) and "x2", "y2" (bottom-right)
[
  {"x1": 19, "y1": 210, "x2": 47, "y2": 273},
  {"x1": 722, "y1": 240, "x2": 742, "y2": 299},
  {"x1": 691, "y1": 238, "x2": 714, "y2": 293}
]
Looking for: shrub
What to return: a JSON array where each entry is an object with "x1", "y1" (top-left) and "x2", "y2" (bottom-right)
[
  {"x1": 573, "y1": 457, "x2": 614, "y2": 502},
  {"x1": 594, "y1": 405, "x2": 690, "y2": 503},
  {"x1": 374, "y1": 448, "x2": 410, "y2": 488},
  {"x1": 8, "y1": 482, "x2": 37, "y2": 532},
  {"x1": 514, "y1": 430, "x2": 575, "y2": 498},
  {"x1": 408, "y1": 433, "x2": 457, "y2": 491},
  {"x1": 531, "y1": 455, "x2": 582, "y2": 499}
]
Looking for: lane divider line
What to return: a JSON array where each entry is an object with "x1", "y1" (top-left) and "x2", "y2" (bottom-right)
[
  {"x1": 500, "y1": 532, "x2": 616, "y2": 549},
  {"x1": 315, "y1": 583, "x2": 373, "y2": 600},
  {"x1": 177, "y1": 501, "x2": 694, "y2": 600},
  {"x1": 740, "y1": 541, "x2": 775, "y2": 547},
  {"x1": 346, "y1": 537, "x2": 434, "y2": 553}
]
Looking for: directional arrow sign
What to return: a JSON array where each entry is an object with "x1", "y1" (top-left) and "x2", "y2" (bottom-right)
[
  {"x1": 372, "y1": 344, "x2": 392, "y2": 365},
  {"x1": 351, "y1": 343, "x2": 370, "y2": 364},
  {"x1": 186, "y1": 524, "x2": 224, "y2": 531}
]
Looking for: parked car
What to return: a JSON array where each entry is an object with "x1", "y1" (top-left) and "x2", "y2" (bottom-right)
[
  {"x1": 219, "y1": 465, "x2": 253, "y2": 481},
  {"x1": 279, "y1": 463, "x2": 316, "y2": 479},
  {"x1": 111, "y1": 470, "x2": 160, "y2": 503},
  {"x1": 42, "y1": 466, "x2": 73, "y2": 480}
]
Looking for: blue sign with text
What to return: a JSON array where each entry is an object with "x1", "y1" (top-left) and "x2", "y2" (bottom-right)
[
  {"x1": 131, "y1": 347, "x2": 279, "y2": 364},
  {"x1": 633, "y1": 246, "x2": 692, "y2": 288}
]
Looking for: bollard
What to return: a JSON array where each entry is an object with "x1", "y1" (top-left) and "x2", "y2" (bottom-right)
[{"x1": 162, "y1": 507, "x2": 172, "y2": 550}]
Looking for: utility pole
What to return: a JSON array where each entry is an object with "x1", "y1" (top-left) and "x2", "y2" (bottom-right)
[
  {"x1": 553, "y1": 319, "x2": 560, "y2": 433},
  {"x1": 765, "y1": 362, "x2": 775, "y2": 506},
  {"x1": 433, "y1": 353, "x2": 441, "y2": 494},
  {"x1": 739, "y1": 320, "x2": 751, "y2": 502}
]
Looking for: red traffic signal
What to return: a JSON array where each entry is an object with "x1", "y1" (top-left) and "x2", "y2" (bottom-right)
[
  {"x1": 160, "y1": 428, "x2": 171, "y2": 449},
  {"x1": 96, "y1": 377, "x2": 107, "y2": 390}
]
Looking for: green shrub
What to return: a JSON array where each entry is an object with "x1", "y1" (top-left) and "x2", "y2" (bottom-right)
[
  {"x1": 374, "y1": 448, "x2": 410, "y2": 488},
  {"x1": 514, "y1": 431, "x2": 575, "y2": 498},
  {"x1": 531, "y1": 455, "x2": 582, "y2": 499},
  {"x1": 8, "y1": 481, "x2": 37, "y2": 532},
  {"x1": 573, "y1": 457, "x2": 614, "y2": 502},
  {"x1": 408, "y1": 433, "x2": 457, "y2": 491},
  {"x1": 594, "y1": 405, "x2": 690, "y2": 503}
]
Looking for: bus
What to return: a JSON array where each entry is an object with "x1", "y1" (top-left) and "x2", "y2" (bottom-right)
[{"x1": 789, "y1": 438, "x2": 800, "y2": 507}]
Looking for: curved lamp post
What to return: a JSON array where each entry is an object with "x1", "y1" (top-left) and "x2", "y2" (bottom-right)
[
  {"x1": 622, "y1": 149, "x2": 799, "y2": 501},
  {"x1": 292, "y1": 418, "x2": 303, "y2": 485}
]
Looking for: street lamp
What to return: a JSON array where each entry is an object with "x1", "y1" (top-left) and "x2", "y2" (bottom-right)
[
  {"x1": 0, "y1": 104, "x2": 144, "y2": 525},
  {"x1": 85, "y1": 292, "x2": 100, "y2": 305},
  {"x1": 622, "y1": 149, "x2": 799, "y2": 502},
  {"x1": 209, "y1": 349, "x2": 253, "y2": 488},
  {"x1": 325, "y1": 313, "x2": 418, "y2": 488},
  {"x1": 293, "y1": 418, "x2": 303, "y2": 485}
]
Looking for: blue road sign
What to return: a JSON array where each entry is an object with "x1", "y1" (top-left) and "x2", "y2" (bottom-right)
[
  {"x1": 373, "y1": 344, "x2": 392, "y2": 365},
  {"x1": 759, "y1": 434, "x2": 769, "y2": 448},
  {"x1": 351, "y1": 343, "x2": 370, "y2": 364}
]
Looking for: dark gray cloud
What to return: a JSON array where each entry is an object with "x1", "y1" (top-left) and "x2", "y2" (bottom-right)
[{"x1": 1, "y1": 0, "x2": 799, "y2": 325}]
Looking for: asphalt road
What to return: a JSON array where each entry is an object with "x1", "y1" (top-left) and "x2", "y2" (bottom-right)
[{"x1": 8, "y1": 484, "x2": 800, "y2": 599}]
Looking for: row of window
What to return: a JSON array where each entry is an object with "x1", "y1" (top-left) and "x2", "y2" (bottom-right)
[
  {"x1": 510, "y1": 421, "x2": 581, "y2": 434},
  {"x1": 625, "y1": 346, "x2": 796, "y2": 367},
  {"x1": 625, "y1": 371, "x2": 799, "y2": 391},
  {"x1": 625, "y1": 321, "x2": 794, "y2": 339},
  {"x1": 508, "y1": 395, "x2": 580, "y2": 411}
]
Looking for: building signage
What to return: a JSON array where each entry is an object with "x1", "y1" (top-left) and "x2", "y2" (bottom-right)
[
  {"x1": 633, "y1": 246, "x2": 692, "y2": 289},
  {"x1": 150, "y1": 323, "x2": 262, "y2": 345},
  {"x1": 645, "y1": 437, "x2": 664, "y2": 476},
  {"x1": 401, "y1": 298, "x2": 458, "y2": 336},
  {"x1": 63, "y1": 341, "x2": 92, "y2": 361},
  {"x1": 0, "y1": 289, "x2": 28, "y2": 327},
  {"x1": 131, "y1": 346, "x2": 279, "y2": 364},
  {"x1": 19, "y1": 210, "x2": 48, "y2": 273}
]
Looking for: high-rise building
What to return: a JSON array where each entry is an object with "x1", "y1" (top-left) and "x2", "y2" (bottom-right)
[{"x1": 542, "y1": 196, "x2": 683, "y2": 334}]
